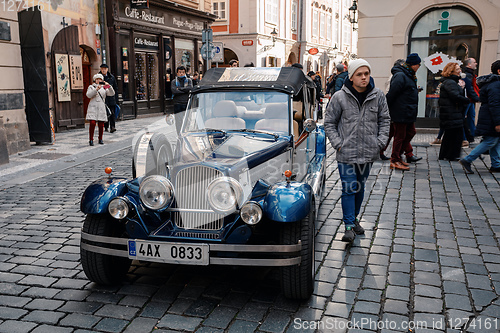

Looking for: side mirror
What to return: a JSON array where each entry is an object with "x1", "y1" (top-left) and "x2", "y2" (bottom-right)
[{"x1": 303, "y1": 118, "x2": 317, "y2": 133}]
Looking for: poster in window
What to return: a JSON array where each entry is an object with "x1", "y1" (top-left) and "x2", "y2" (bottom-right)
[
  {"x1": 122, "y1": 47, "x2": 128, "y2": 57},
  {"x1": 124, "y1": 74, "x2": 129, "y2": 83},
  {"x1": 123, "y1": 61, "x2": 129, "y2": 70},
  {"x1": 69, "y1": 55, "x2": 84, "y2": 90},
  {"x1": 55, "y1": 53, "x2": 71, "y2": 102}
]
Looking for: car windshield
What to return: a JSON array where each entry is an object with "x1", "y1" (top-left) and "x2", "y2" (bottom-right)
[{"x1": 182, "y1": 91, "x2": 290, "y2": 134}]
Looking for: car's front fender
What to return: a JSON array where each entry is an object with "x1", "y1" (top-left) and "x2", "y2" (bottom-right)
[
  {"x1": 80, "y1": 177, "x2": 129, "y2": 214},
  {"x1": 263, "y1": 182, "x2": 312, "y2": 222}
]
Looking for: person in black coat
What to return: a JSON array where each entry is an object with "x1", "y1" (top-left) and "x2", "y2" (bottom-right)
[
  {"x1": 385, "y1": 53, "x2": 422, "y2": 170},
  {"x1": 460, "y1": 60, "x2": 500, "y2": 174},
  {"x1": 438, "y1": 62, "x2": 470, "y2": 161},
  {"x1": 99, "y1": 64, "x2": 119, "y2": 133},
  {"x1": 334, "y1": 64, "x2": 348, "y2": 93}
]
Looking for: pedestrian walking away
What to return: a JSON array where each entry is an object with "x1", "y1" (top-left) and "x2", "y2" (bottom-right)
[
  {"x1": 460, "y1": 60, "x2": 500, "y2": 174},
  {"x1": 384, "y1": 53, "x2": 423, "y2": 171},
  {"x1": 333, "y1": 63, "x2": 348, "y2": 93},
  {"x1": 85, "y1": 73, "x2": 115, "y2": 146},
  {"x1": 171, "y1": 66, "x2": 194, "y2": 134},
  {"x1": 99, "y1": 64, "x2": 119, "y2": 133},
  {"x1": 462, "y1": 58, "x2": 480, "y2": 144},
  {"x1": 438, "y1": 62, "x2": 470, "y2": 161},
  {"x1": 324, "y1": 59, "x2": 390, "y2": 243}
]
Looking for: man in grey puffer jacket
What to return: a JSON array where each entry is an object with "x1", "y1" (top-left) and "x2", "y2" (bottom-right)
[{"x1": 324, "y1": 59, "x2": 390, "y2": 242}]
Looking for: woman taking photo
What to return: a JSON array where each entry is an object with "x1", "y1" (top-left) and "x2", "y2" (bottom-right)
[
  {"x1": 86, "y1": 73, "x2": 115, "y2": 146},
  {"x1": 438, "y1": 62, "x2": 470, "y2": 161}
]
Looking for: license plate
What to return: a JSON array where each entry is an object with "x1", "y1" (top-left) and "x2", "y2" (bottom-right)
[{"x1": 128, "y1": 240, "x2": 209, "y2": 265}]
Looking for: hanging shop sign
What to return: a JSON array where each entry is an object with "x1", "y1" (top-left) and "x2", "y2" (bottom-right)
[
  {"x1": 308, "y1": 48, "x2": 319, "y2": 55},
  {"x1": 131, "y1": 0, "x2": 149, "y2": 9},
  {"x1": 69, "y1": 55, "x2": 84, "y2": 90},
  {"x1": 242, "y1": 40, "x2": 253, "y2": 46},
  {"x1": 55, "y1": 53, "x2": 71, "y2": 102}
]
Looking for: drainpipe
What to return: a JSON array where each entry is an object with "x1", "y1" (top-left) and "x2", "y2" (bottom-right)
[
  {"x1": 99, "y1": 0, "x2": 107, "y2": 63},
  {"x1": 297, "y1": 0, "x2": 304, "y2": 65}
]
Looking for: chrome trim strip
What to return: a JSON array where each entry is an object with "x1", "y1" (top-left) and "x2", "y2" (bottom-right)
[
  {"x1": 209, "y1": 242, "x2": 301, "y2": 253},
  {"x1": 81, "y1": 232, "x2": 128, "y2": 245},
  {"x1": 210, "y1": 257, "x2": 301, "y2": 266},
  {"x1": 167, "y1": 208, "x2": 216, "y2": 213},
  {"x1": 135, "y1": 133, "x2": 154, "y2": 178},
  {"x1": 81, "y1": 242, "x2": 129, "y2": 258}
]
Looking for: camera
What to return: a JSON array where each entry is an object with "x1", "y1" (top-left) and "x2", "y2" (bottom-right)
[{"x1": 99, "y1": 82, "x2": 106, "y2": 85}]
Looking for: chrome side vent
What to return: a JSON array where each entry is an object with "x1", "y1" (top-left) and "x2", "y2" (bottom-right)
[{"x1": 174, "y1": 166, "x2": 225, "y2": 230}]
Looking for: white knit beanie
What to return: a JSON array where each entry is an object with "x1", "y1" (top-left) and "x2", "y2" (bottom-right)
[
  {"x1": 348, "y1": 59, "x2": 371, "y2": 78},
  {"x1": 93, "y1": 73, "x2": 104, "y2": 82}
]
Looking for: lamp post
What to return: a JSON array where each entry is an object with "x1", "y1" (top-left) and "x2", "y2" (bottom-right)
[
  {"x1": 347, "y1": 0, "x2": 358, "y2": 31},
  {"x1": 270, "y1": 27, "x2": 278, "y2": 47}
]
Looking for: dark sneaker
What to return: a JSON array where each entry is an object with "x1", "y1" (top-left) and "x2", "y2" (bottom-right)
[
  {"x1": 98, "y1": 140, "x2": 104, "y2": 145},
  {"x1": 406, "y1": 155, "x2": 422, "y2": 163},
  {"x1": 489, "y1": 166, "x2": 500, "y2": 173},
  {"x1": 459, "y1": 159, "x2": 474, "y2": 174},
  {"x1": 353, "y1": 219, "x2": 365, "y2": 235},
  {"x1": 89, "y1": 140, "x2": 94, "y2": 146},
  {"x1": 342, "y1": 227, "x2": 356, "y2": 243},
  {"x1": 380, "y1": 154, "x2": 390, "y2": 161}
]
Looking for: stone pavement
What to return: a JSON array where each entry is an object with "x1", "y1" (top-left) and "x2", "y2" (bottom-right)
[{"x1": 0, "y1": 118, "x2": 499, "y2": 332}]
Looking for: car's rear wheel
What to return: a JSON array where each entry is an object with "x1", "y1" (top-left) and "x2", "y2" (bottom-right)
[
  {"x1": 81, "y1": 214, "x2": 131, "y2": 285},
  {"x1": 280, "y1": 204, "x2": 315, "y2": 300}
]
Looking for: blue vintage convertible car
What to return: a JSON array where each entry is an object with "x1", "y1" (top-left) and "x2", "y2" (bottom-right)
[{"x1": 80, "y1": 67, "x2": 326, "y2": 299}]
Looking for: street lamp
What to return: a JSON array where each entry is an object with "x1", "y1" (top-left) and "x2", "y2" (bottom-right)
[
  {"x1": 270, "y1": 27, "x2": 278, "y2": 46},
  {"x1": 347, "y1": 0, "x2": 358, "y2": 30}
]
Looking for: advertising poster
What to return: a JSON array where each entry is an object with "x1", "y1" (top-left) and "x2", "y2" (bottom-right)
[
  {"x1": 69, "y1": 55, "x2": 84, "y2": 90},
  {"x1": 55, "y1": 53, "x2": 71, "y2": 102}
]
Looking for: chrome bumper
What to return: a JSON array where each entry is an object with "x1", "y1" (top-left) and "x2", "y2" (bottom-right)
[{"x1": 80, "y1": 231, "x2": 302, "y2": 266}]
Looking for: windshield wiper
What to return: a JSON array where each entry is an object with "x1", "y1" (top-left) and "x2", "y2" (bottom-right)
[
  {"x1": 230, "y1": 129, "x2": 279, "y2": 139},
  {"x1": 203, "y1": 128, "x2": 227, "y2": 135}
]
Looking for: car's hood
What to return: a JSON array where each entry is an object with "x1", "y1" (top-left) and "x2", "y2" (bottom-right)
[{"x1": 175, "y1": 132, "x2": 291, "y2": 172}]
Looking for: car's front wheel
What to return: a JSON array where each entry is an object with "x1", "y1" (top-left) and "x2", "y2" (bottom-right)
[
  {"x1": 280, "y1": 204, "x2": 315, "y2": 300},
  {"x1": 80, "y1": 214, "x2": 131, "y2": 285}
]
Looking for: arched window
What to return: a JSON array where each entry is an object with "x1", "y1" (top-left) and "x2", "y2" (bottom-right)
[{"x1": 408, "y1": 7, "x2": 481, "y2": 125}]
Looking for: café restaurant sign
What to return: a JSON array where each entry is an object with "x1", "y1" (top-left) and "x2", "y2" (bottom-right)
[{"x1": 120, "y1": 2, "x2": 204, "y2": 32}]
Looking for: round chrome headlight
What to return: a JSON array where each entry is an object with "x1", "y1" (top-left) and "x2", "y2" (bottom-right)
[
  {"x1": 108, "y1": 197, "x2": 129, "y2": 219},
  {"x1": 139, "y1": 175, "x2": 174, "y2": 210},
  {"x1": 206, "y1": 177, "x2": 243, "y2": 214},
  {"x1": 240, "y1": 201, "x2": 263, "y2": 225}
]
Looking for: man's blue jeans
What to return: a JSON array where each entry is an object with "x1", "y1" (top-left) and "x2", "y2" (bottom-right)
[
  {"x1": 462, "y1": 136, "x2": 500, "y2": 168},
  {"x1": 465, "y1": 103, "x2": 476, "y2": 137},
  {"x1": 338, "y1": 162, "x2": 372, "y2": 227}
]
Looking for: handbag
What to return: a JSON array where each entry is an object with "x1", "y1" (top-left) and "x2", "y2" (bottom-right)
[{"x1": 105, "y1": 104, "x2": 112, "y2": 118}]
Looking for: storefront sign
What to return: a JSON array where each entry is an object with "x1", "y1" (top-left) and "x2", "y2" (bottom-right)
[
  {"x1": 242, "y1": 40, "x2": 253, "y2": 46},
  {"x1": 134, "y1": 35, "x2": 159, "y2": 50},
  {"x1": 437, "y1": 11, "x2": 452, "y2": 34},
  {"x1": 423, "y1": 52, "x2": 462, "y2": 74},
  {"x1": 69, "y1": 55, "x2": 84, "y2": 90},
  {"x1": 308, "y1": 48, "x2": 319, "y2": 55},
  {"x1": 131, "y1": 0, "x2": 149, "y2": 9},
  {"x1": 55, "y1": 54, "x2": 71, "y2": 102},
  {"x1": 119, "y1": 1, "x2": 204, "y2": 33}
]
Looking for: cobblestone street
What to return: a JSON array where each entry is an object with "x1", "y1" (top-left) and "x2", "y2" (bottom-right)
[{"x1": 0, "y1": 128, "x2": 499, "y2": 332}]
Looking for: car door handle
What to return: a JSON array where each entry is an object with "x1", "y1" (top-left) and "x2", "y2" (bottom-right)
[{"x1": 299, "y1": 148, "x2": 312, "y2": 152}]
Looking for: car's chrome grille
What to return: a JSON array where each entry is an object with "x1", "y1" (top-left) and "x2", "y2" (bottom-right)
[
  {"x1": 174, "y1": 166, "x2": 225, "y2": 230},
  {"x1": 175, "y1": 232, "x2": 221, "y2": 239}
]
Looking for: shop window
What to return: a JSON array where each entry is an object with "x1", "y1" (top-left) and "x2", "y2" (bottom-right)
[
  {"x1": 175, "y1": 39, "x2": 195, "y2": 75},
  {"x1": 164, "y1": 37, "x2": 173, "y2": 100},
  {"x1": 409, "y1": 7, "x2": 481, "y2": 121},
  {"x1": 119, "y1": 34, "x2": 132, "y2": 102}
]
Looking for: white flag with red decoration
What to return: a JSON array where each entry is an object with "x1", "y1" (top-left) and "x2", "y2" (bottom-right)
[{"x1": 423, "y1": 52, "x2": 462, "y2": 74}]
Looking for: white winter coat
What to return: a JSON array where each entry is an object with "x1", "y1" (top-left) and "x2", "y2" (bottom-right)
[{"x1": 86, "y1": 84, "x2": 115, "y2": 122}]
